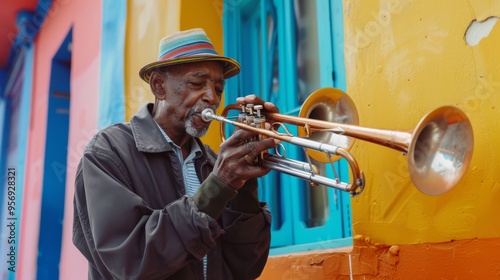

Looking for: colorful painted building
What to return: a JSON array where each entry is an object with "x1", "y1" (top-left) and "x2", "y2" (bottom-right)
[{"x1": 0, "y1": 0, "x2": 498, "y2": 279}]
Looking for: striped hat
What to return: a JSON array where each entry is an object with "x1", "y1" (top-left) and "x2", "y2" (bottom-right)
[{"x1": 139, "y1": 28, "x2": 240, "y2": 83}]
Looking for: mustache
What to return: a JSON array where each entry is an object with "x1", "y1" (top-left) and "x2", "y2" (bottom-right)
[{"x1": 189, "y1": 105, "x2": 217, "y2": 116}]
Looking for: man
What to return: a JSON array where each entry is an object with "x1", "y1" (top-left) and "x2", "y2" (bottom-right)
[{"x1": 72, "y1": 28, "x2": 279, "y2": 279}]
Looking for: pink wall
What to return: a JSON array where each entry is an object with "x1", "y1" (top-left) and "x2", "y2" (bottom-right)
[{"x1": 18, "y1": 0, "x2": 101, "y2": 279}]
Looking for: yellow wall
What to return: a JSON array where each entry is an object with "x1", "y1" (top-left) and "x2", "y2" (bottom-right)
[
  {"x1": 124, "y1": 0, "x2": 225, "y2": 150},
  {"x1": 124, "y1": 0, "x2": 180, "y2": 118},
  {"x1": 344, "y1": 0, "x2": 500, "y2": 245}
]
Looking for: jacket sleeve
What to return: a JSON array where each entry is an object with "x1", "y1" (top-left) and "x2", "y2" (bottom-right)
[
  {"x1": 220, "y1": 179, "x2": 272, "y2": 279},
  {"x1": 73, "y1": 142, "x2": 237, "y2": 279}
]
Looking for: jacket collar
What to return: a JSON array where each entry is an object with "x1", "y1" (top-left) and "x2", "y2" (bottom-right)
[
  {"x1": 129, "y1": 104, "x2": 215, "y2": 166},
  {"x1": 130, "y1": 103, "x2": 174, "y2": 153}
]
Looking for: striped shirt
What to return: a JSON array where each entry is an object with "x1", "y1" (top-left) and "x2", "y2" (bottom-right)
[{"x1": 154, "y1": 122, "x2": 207, "y2": 278}]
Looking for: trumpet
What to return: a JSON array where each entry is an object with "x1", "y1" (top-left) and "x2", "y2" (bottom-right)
[{"x1": 202, "y1": 87, "x2": 474, "y2": 196}]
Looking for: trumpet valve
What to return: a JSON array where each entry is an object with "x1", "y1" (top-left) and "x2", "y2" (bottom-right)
[
  {"x1": 254, "y1": 105, "x2": 263, "y2": 118},
  {"x1": 246, "y1": 104, "x2": 254, "y2": 115}
]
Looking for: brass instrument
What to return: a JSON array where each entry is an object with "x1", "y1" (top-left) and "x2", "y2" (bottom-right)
[{"x1": 202, "y1": 87, "x2": 474, "y2": 196}]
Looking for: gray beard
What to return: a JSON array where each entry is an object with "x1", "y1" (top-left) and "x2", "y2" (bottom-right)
[{"x1": 185, "y1": 105, "x2": 214, "y2": 138}]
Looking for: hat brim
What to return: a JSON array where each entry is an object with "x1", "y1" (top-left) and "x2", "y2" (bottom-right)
[{"x1": 139, "y1": 56, "x2": 241, "y2": 83}]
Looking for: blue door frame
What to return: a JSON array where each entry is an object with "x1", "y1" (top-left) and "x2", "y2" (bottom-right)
[
  {"x1": 36, "y1": 28, "x2": 72, "y2": 280},
  {"x1": 223, "y1": 0, "x2": 353, "y2": 253}
]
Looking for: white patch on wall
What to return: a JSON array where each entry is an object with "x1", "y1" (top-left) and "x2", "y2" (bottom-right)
[{"x1": 465, "y1": 16, "x2": 499, "y2": 46}]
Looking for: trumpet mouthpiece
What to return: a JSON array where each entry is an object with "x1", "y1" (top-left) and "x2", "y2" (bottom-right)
[{"x1": 201, "y1": 108, "x2": 214, "y2": 122}]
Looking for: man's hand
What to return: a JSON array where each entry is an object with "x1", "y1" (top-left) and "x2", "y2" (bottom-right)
[
  {"x1": 236, "y1": 94, "x2": 279, "y2": 114},
  {"x1": 213, "y1": 94, "x2": 280, "y2": 190}
]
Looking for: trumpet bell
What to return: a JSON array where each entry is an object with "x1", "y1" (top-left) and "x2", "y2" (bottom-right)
[
  {"x1": 298, "y1": 87, "x2": 359, "y2": 163},
  {"x1": 212, "y1": 86, "x2": 474, "y2": 196},
  {"x1": 409, "y1": 106, "x2": 474, "y2": 195}
]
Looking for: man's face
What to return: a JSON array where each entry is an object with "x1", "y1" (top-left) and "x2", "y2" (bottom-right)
[{"x1": 159, "y1": 61, "x2": 225, "y2": 138}]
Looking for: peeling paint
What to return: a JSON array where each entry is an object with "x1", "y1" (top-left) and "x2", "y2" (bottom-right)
[{"x1": 465, "y1": 16, "x2": 499, "y2": 46}]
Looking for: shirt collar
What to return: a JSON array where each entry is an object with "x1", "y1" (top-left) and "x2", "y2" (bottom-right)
[{"x1": 153, "y1": 120, "x2": 202, "y2": 159}]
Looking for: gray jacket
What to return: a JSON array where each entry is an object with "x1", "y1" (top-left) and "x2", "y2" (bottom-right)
[{"x1": 73, "y1": 104, "x2": 271, "y2": 280}]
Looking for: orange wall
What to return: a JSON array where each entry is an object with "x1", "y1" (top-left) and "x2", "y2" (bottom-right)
[
  {"x1": 260, "y1": 237, "x2": 500, "y2": 279},
  {"x1": 18, "y1": 0, "x2": 102, "y2": 279}
]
